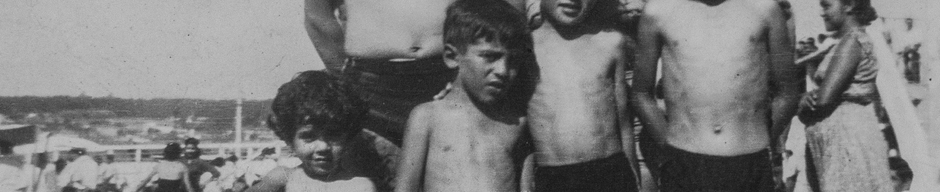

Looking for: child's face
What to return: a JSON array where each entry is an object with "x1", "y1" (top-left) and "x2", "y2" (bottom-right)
[
  {"x1": 542, "y1": 0, "x2": 596, "y2": 26},
  {"x1": 454, "y1": 39, "x2": 519, "y2": 105},
  {"x1": 291, "y1": 124, "x2": 350, "y2": 177}
]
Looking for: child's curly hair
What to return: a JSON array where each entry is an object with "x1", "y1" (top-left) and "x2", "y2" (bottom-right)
[{"x1": 269, "y1": 70, "x2": 368, "y2": 144}]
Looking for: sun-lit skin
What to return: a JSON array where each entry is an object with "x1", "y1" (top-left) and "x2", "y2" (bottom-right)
[
  {"x1": 450, "y1": 40, "x2": 518, "y2": 106},
  {"x1": 290, "y1": 125, "x2": 350, "y2": 180},
  {"x1": 395, "y1": 39, "x2": 530, "y2": 192},
  {"x1": 540, "y1": 0, "x2": 597, "y2": 26}
]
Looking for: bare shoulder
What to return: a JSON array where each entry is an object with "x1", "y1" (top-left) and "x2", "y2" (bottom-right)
[
  {"x1": 743, "y1": 0, "x2": 784, "y2": 18},
  {"x1": 642, "y1": 0, "x2": 679, "y2": 18}
]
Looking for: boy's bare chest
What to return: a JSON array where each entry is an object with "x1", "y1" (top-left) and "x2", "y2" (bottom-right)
[
  {"x1": 659, "y1": 7, "x2": 766, "y2": 49},
  {"x1": 533, "y1": 30, "x2": 623, "y2": 74},
  {"x1": 430, "y1": 113, "x2": 525, "y2": 154}
]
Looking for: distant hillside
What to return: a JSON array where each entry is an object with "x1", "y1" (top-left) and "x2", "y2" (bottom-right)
[{"x1": 0, "y1": 96, "x2": 272, "y2": 127}]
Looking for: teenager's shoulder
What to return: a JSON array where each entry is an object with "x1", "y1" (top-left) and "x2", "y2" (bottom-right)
[{"x1": 642, "y1": 0, "x2": 680, "y2": 17}]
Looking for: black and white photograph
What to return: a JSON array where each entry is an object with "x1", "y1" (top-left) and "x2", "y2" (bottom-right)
[{"x1": 1, "y1": 0, "x2": 939, "y2": 191}]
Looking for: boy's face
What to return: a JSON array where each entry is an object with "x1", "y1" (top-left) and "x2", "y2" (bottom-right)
[
  {"x1": 542, "y1": 0, "x2": 597, "y2": 26},
  {"x1": 452, "y1": 39, "x2": 519, "y2": 105},
  {"x1": 291, "y1": 124, "x2": 350, "y2": 177}
]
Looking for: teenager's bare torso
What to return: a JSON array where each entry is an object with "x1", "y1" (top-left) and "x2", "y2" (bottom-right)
[
  {"x1": 528, "y1": 23, "x2": 626, "y2": 165},
  {"x1": 652, "y1": 0, "x2": 774, "y2": 156},
  {"x1": 420, "y1": 100, "x2": 529, "y2": 192}
]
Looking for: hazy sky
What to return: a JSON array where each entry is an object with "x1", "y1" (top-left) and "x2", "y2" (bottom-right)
[
  {"x1": 1, "y1": 0, "x2": 322, "y2": 100},
  {"x1": 0, "y1": 0, "x2": 935, "y2": 100}
]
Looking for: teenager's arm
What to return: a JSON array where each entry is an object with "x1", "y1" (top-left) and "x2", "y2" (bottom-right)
[
  {"x1": 616, "y1": 39, "x2": 641, "y2": 188},
  {"x1": 631, "y1": 10, "x2": 667, "y2": 138},
  {"x1": 395, "y1": 105, "x2": 433, "y2": 192},
  {"x1": 765, "y1": 3, "x2": 802, "y2": 150},
  {"x1": 519, "y1": 154, "x2": 535, "y2": 192},
  {"x1": 244, "y1": 166, "x2": 291, "y2": 192},
  {"x1": 305, "y1": 0, "x2": 346, "y2": 72}
]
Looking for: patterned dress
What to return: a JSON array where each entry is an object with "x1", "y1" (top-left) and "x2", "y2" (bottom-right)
[{"x1": 805, "y1": 28, "x2": 893, "y2": 192}]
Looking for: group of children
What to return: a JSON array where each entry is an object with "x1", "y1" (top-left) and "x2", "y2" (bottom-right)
[{"x1": 262, "y1": 0, "x2": 800, "y2": 191}]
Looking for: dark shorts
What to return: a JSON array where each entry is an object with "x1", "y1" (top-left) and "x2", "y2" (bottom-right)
[
  {"x1": 340, "y1": 57, "x2": 456, "y2": 145},
  {"x1": 534, "y1": 153, "x2": 637, "y2": 192},
  {"x1": 657, "y1": 144, "x2": 773, "y2": 192}
]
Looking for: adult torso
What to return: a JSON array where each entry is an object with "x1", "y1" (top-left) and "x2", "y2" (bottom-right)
[
  {"x1": 341, "y1": 0, "x2": 455, "y2": 59},
  {"x1": 656, "y1": 0, "x2": 771, "y2": 155}
]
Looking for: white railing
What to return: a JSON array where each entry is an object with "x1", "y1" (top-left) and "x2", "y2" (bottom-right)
[{"x1": 99, "y1": 142, "x2": 288, "y2": 162}]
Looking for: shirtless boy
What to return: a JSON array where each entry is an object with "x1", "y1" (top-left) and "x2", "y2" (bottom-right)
[
  {"x1": 260, "y1": 70, "x2": 400, "y2": 192},
  {"x1": 304, "y1": 0, "x2": 526, "y2": 146},
  {"x1": 525, "y1": 0, "x2": 639, "y2": 191},
  {"x1": 395, "y1": 0, "x2": 534, "y2": 191},
  {"x1": 632, "y1": 0, "x2": 801, "y2": 191}
]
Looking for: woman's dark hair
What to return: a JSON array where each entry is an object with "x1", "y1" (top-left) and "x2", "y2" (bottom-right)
[
  {"x1": 841, "y1": 0, "x2": 877, "y2": 25},
  {"x1": 164, "y1": 142, "x2": 183, "y2": 161}
]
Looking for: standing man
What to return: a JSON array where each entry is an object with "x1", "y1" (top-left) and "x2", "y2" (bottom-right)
[
  {"x1": 58, "y1": 148, "x2": 99, "y2": 192},
  {"x1": 632, "y1": 0, "x2": 802, "y2": 191}
]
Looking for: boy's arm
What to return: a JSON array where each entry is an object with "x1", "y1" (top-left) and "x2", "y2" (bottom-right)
[
  {"x1": 765, "y1": 2, "x2": 802, "y2": 152},
  {"x1": 616, "y1": 38, "x2": 641, "y2": 188},
  {"x1": 630, "y1": 8, "x2": 667, "y2": 140},
  {"x1": 244, "y1": 166, "x2": 291, "y2": 192},
  {"x1": 395, "y1": 104, "x2": 433, "y2": 192},
  {"x1": 519, "y1": 154, "x2": 535, "y2": 192},
  {"x1": 305, "y1": 0, "x2": 346, "y2": 72}
]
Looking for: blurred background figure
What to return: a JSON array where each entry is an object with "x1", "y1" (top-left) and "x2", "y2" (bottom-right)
[
  {"x1": 242, "y1": 148, "x2": 276, "y2": 187},
  {"x1": 132, "y1": 142, "x2": 195, "y2": 192},
  {"x1": 57, "y1": 148, "x2": 98, "y2": 192}
]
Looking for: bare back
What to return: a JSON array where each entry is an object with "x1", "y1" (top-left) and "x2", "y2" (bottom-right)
[
  {"x1": 398, "y1": 99, "x2": 529, "y2": 192},
  {"x1": 647, "y1": 0, "x2": 777, "y2": 155},
  {"x1": 528, "y1": 24, "x2": 627, "y2": 165}
]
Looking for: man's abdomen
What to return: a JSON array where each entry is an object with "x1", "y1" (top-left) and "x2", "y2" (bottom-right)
[{"x1": 343, "y1": 0, "x2": 452, "y2": 59}]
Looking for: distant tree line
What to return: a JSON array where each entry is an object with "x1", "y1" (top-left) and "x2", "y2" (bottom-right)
[{"x1": 0, "y1": 96, "x2": 272, "y2": 127}]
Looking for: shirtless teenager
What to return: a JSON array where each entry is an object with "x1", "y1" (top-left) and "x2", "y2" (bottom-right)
[
  {"x1": 525, "y1": 0, "x2": 639, "y2": 191},
  {"x1": 304, "y1": 0, "x2": 526, "y2": 146},
  {"x1": 632, "y1": 0, "x2": 801, "y2": 191},
  {"x1": 395, "y1": 1, "x2": 534, "y2": 191}
]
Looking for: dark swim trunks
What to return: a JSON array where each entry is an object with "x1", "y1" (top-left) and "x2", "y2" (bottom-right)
[
  {"x1": 340, "y1": 57, "x2": 456, "y2": 145},
  {"x1": 657, "y1": 144, "x2": 773, "y2": 192},
  {"x1": 535, "y1": 152, "x2": 637, "y2": 192}
]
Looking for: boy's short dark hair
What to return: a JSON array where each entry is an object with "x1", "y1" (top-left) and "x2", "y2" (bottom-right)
[
  {"x1": 269, "y1": 70, "x2": 367, "y2": 143},
  {"x1": 444, "y1": 0, "x2": 532, "y2": 52}
]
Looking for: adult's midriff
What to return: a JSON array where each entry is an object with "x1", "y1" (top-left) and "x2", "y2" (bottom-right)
[
  {"x1": 343, "y1": 0, "x2": 453, "y2": 59},
  {"x1": 528, "y1": 78, "x2": 622, "y2": 166},
  {"x1": 658, "y1": 44, "x2": 771, "y2": 156}
]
